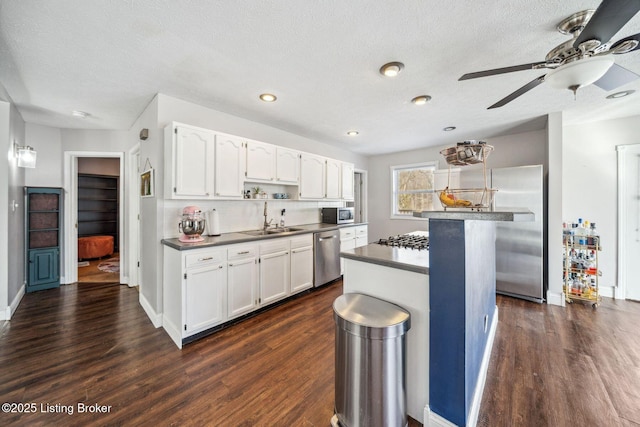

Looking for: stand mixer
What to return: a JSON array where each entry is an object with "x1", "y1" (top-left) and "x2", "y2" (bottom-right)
[{"x1": 178, "y1": 205, "x2": 206, "y2": 242}]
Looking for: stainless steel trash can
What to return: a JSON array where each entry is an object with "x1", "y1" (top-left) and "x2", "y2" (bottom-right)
[{"x1": 332, "y1": 293, "x2": 411, "y2": 427}]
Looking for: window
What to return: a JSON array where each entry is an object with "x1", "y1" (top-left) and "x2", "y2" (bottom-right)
[{"x1": 391, "y1": 162, "x2": 437, "y2": 218}]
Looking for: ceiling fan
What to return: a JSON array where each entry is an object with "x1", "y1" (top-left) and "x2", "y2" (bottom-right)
[{"x1": 460, "y1": 0, "x2": 640, "y2": 109}]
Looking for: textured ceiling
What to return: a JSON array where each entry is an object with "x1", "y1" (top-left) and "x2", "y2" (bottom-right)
[{"x1": 1, "y1": 0, "x2": 639, "y2": 155}]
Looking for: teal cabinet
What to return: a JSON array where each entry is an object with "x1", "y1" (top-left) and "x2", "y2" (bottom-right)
[{"x1": 25, "y1": 187, "x2": 63, "y2": 292}]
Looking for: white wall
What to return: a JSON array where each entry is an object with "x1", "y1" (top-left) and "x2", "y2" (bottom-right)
[
  {"x1": 1, "y1": 100, "x2": 26, "y2": 319},
  {"x1": 366, "y1": 130, "x2": 547, "y2": 240},
  {"x1": 563, "y1": 115, "x2": 640, "y2": 297},
  {"x1": 24, "y1": 123, "x2": 62, "y2": 187}
]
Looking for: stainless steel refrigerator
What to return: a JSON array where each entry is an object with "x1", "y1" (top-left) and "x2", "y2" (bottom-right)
[{"x1": 460, "y1": 165, "x2": 544, "y2": 302}]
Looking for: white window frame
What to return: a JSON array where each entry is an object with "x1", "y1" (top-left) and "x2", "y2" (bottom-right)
[{"x1": 390, "y1": 161, "x2": 438, "y2": 219}]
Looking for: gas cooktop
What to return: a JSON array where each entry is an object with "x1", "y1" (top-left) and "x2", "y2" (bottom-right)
[{"x1": 376, "y1": 231, "x2": 429, "y2": 250}]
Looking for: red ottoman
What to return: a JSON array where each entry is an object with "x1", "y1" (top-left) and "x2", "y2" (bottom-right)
[{"x1": 78, "y1": 236, "x2": 114, "y2": 260}]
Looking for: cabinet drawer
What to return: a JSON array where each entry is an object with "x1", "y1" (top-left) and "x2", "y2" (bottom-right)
[
  {"x1": 355, "y1": 225, "x2": 368, "y2": 236},
  {"x1": 339, "y1": 227, "x2": 355, "y2": 240},
  {"x1": 227, "y1": 243, "x2": 258, "y2": 261},
  {"x1": 290, "y1": 234, "x2": 312, "y2": 250},
  {"x1": 185, "y1": 249, "x2": 226, "y2": 269},
  {"x1": 259, "y1": 238, "x2": 290, "y2": 255}
]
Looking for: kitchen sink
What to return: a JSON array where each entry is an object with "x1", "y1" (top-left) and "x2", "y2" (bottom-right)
[{"x1": 241, "y1": 227, "x2": 304, "y2": 236}]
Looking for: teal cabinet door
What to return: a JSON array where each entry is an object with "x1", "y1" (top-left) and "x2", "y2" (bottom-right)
[{"x1": 28, "y1": 248, "x2": 60, "y2": 292}]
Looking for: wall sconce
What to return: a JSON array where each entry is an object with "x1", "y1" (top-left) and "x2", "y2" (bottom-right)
[
  {"x1": 139, "y1": 128, "x2": 149, "y2": 140},
  {"x1": 15, "y1": 144, "x2": 37, "y2": 168}
]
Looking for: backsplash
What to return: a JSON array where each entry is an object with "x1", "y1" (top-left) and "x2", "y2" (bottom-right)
[{"x1": 163, "y1": 199, "x2": 344, "y2": 238}]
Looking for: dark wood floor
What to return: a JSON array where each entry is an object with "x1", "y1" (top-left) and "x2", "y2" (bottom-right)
[{"x1": 1, "y1": 282, "x2": 639, "y2": 426}]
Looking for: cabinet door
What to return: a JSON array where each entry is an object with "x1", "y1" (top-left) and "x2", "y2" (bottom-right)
[
  {"x1": 290, "y1": 245, "x2": 313, "y2": 294},
  {"x1": 339, "y1": 237, "x2": 356, "y2": 274},
  {"x1": 172, "y1": 125, "x2": 216, "y2": 198},
  {"x1": 355, "y1": 225, "x2": 368, "y2": 248},
  {"x1": 227, "y1": 257, "x2": 259, "y2": 319},
  {"x1": 341, "y1": 162, "x2": 355, "y2": 200},
  {"x1": 299, "y1": 153, "x2": 325, "y2": 199},
  {"x1": 325, "y1": 158, "x2": 342, "y2": 199},
  {"x1": 246, "y1": 140, "x2": 276, "y2": 182},
  {"x1": 185, "y1": 263, "x2": 227, "y2": 334},
  {"x1": 215, "y1": 134, "x2": 246, "y2": 198},
  {"x1": 276, "y1": 147, "x2": 299, "y2": 184},
  {"x1": 28, "y1": 248, "x2": 59, "y2": 290},
  {"x1": 260, "y1": 249, "x2": 290, "y2": 305}
]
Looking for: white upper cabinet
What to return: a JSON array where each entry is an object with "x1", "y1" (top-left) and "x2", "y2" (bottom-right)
[
  {"x1": 246, "y1": 140, "x2": 276, "y2": 182},
  {"x1": 276, "y1": 147, "x2": 300, "y2": 184},
  {"x1": 165, "y1": 123, "x2": 216, "y2": 199},
  {"x1": 341, "y1": 162, "x2": 355, "y2": 201},
  {"x1": 214, "y1": 133, "x2": 246, "y2": 198},
  {"x1": 325, "y1": 158, "x2": 342, "y2": 199},
  {"x1": 299, "y1": 153, "x2": 326, "y2": 199}
]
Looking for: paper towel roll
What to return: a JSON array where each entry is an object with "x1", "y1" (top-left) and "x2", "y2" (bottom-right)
[{"x1": 208, "y1": 209, "x2": 220, "y2": 236}]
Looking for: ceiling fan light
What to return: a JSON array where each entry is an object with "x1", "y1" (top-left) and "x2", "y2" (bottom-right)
[{"x1": 545, "y1": 56, "x2": 614, "y2": 90}]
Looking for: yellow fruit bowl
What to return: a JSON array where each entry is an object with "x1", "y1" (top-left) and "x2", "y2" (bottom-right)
[{"x1": 438, "y1": 188, "x2": 497, "y2": 211}]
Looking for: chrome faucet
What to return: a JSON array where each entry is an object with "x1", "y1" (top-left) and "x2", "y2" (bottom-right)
[{"x1": 263, "y1": 201, "x2": 273, "y2": 230}]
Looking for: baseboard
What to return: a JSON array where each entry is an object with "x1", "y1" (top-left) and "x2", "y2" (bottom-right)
[
  {"x1": 598, "y1": 286, "x2": 614, "y2": 298},
  {"x1": 1, "y1": 284, "x2": 26, "y2": 320},
  {"x1": 425, "y1": 407, "x2": 457, "y2": 427},
  {"x1": 425, "y1": 305, "x2": 499, "y2": 427},
  {"x1": 162, "y1": 316, "x2": 182, "y2": 349},
  {"x1": 138, "y1": 292, "x2": 162, "y2": 328},
  {"x1": 546, "y1": 290, "x2": 566, "y2": 307}
]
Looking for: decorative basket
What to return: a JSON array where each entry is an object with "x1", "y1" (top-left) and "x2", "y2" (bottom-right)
[{"x1": 437, "y1": 187, "x2": 497, "y2": 211}]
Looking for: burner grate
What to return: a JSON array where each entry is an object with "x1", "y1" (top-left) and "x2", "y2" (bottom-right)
[{"x1": 377, "y1": 234, "x2": 429, "y2": 250}]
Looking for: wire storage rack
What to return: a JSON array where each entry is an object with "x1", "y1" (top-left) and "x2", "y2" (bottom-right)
[{"x1": 438, "y1": 141, "x2": 496, "y2": 211}]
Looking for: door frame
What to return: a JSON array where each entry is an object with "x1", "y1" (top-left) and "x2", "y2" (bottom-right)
[
  {"x1": 62, "y1": 151, "x2": 125, "y2": 285},
  {"x1": 128, "y1": 144, "x2": 140, "y2": 288},
  {"x1": 354, "y1": 169, "x2": 368, "y2": 223},
  {"x1": 616, "y1": 143, "x2": 640, "y2": 300}
]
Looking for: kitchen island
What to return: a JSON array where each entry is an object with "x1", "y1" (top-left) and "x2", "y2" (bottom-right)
[{"x1": 341, "y1": 217, "x2": 504, "y2": 426}]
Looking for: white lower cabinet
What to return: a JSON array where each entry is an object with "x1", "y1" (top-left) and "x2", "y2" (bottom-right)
[
  {"x1": 259, "y1": 239, "x2": 290, "y2": 305},
  {"x1": 163, "y1": 247, "x2": 227, "y2": 348},
  {"x1": 227, "y1": 244, "x2": 259, "y2": 320},
  {"x1": 339, "y1": 227, "x2": 357, "y2": 274},
  {"x1": 355, "y1": 225, "x2": 369, "y2": 248},
  {"x1": 163, "y1": 233, "x2": 315, "y2": 348},
  {"x1": 290, "y1": 235, "x2": 313, "y2": 294},
  {"x1": 185, "y1": 263, "x2": 227, "y2": 334}
]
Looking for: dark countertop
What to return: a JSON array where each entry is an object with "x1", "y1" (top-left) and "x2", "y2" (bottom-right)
[
  {"x1": 341, "y1": 244, "x2": 429, "y2": 275},
  {"x1": 162, "y1": 222, "x2": 367, "y2": 250},
  {"x1": 412, "y1": 208, "x2": 534, "y2": 222}
]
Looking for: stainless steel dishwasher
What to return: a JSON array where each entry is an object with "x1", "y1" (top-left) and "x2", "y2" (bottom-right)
[{"x1": 314, "y1": 229, "x2": 341, "y2": 287}]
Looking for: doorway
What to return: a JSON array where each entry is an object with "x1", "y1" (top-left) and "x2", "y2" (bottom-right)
[
  {"x1": 76, "y1": 158, "x2": 120, "y2": 283},
  {"x1": 62, "y1": 152, "x2": 125, "y2": 285},
  {"x1": 353, "y1": 170, "x2": 367, "y2": 223},
  {"x1": 617, "y1": 144, "x2": 640, "y2": 301}
]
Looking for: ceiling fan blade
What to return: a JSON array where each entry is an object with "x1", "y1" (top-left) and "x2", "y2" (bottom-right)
[
  {"x1": 574, "y1": 0, "x2": 640, "y2": 48},
  {"x1": 459, "y1": 62, "x2": 547, "y2": 80},
  {"x1": 594, "y1": 63, "x2": 640, "y2": 90},
  {"x1": 610, "y1": 32, "x2": 640, "y2": 53},
  {"x1": 488, "y1": 76, "x2": 546, "y2": 109}
]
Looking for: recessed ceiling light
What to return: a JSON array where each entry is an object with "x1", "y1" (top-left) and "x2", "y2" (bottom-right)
[
  {"x1": 606, "y1": 90, "x2": 635, "y2": 99},
  {"x1": 411, "y1": 95, "x2": 432, "y2": 105},
  {"x1": 379, "y1": 62, "x2": 404, "y2": 77},
  {"x1": 346, "y1": 130, "x2": 359, "y2": 136},
  {"x1": 443, "y1": 126, "x2": 456, "y2": 132},
  {"x1": 259, "y1": 93, "x2": 277, "y2": 102},
  {"x1": 72, "y1": 110, "x2": 90, "y2": 118}
]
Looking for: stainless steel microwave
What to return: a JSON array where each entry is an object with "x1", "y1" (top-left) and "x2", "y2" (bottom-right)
[{"x1": 321, "y1": 207, "x2": 354, "y2": 224}]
